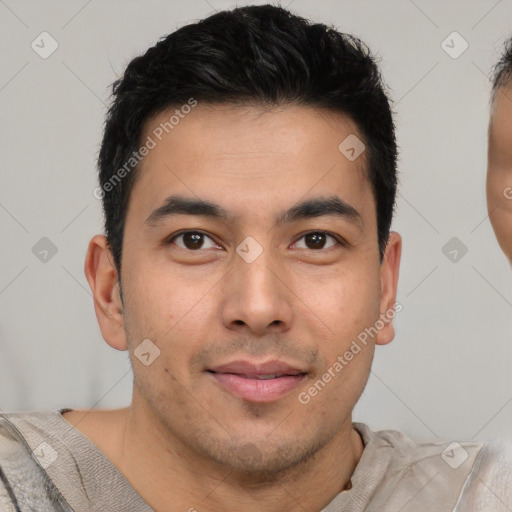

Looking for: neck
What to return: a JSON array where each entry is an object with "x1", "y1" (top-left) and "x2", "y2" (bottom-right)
[{"x1": 111, "y1": 396, "x2": 364, "y2": 512}]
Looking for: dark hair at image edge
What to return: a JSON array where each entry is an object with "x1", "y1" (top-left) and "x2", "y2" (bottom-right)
[
  {"x1": 97, "y1": 4, "x2": 398, "y2": 295},
  {"x1": 491, "y1": 37, "x2": 512, "y2": 100}
]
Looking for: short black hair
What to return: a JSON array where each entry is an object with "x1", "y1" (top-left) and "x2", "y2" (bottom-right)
[
  {"x1": 97, "y1": 4, "x2": 398, "y2": 286},
  {"x1": 492, "y1": 37, "x2": 512, "y2": 98}
]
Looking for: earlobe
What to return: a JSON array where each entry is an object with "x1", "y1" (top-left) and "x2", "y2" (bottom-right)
[
  {"x1": 375, "y1": 231, "x2": 402, "y2": 346},
  {"x1": 84, "y1": 235, "x2": 128, "y2": 351}
]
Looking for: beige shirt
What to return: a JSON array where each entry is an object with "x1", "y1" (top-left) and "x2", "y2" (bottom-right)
[{"x1": 0, "y1": 409, "x2": 510, "y2": 511}]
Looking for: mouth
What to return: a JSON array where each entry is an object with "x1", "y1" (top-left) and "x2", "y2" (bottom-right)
[{"x1": 206, "y1": 360, "x2": 308, "y2": 403}]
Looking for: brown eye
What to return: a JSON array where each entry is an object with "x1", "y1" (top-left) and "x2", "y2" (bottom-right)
[
  {"x1": 182, "y1": 232, "x2": 204, "y2": 250},
  {"x1": 168, "y1": 231, "x2": 218, "y2": 251},
  {"x1": 294, "y1": 231, "x2": 339, "y2": 250}
]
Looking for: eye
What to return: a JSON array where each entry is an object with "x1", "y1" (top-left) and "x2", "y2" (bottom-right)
[
  {"x1": 166, "y1": 231, "x2": 220, "y2": 251},
  {"x1": 292, "y1": 231, "x2": 342, "y2": 250}
]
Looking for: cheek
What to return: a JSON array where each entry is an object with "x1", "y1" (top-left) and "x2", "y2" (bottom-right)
[
  {"x1": 301, "y1": 340, "x2": 374, "y2": 423},
  {"x1": 317, "y1": 263, "x2": 380, "y2": 322},
  {"x1": 124, "y1": 255, "x2": 203, "y2": 333},
  {"x1": 123, "y1": 260, "x2": 219, "y2": 373},
  {"x1": 317, "y1": 271, "x2": 380, "y2": 371}
]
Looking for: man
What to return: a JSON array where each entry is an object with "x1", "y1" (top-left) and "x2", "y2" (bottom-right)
[
  {"x1": 1, "y1": 5, "x2": 510, "y2": 511},
  {"x1": 488, "y1": 38, "x2": 512, "y2": 263}
]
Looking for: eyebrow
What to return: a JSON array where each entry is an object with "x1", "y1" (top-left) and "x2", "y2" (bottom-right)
[{"x1": 145, "y1": 194, "x2": 363, "y2": 228}]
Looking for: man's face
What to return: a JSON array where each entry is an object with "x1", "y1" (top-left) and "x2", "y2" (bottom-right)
[
  {"x1": 488, "y1": 86, "x2": 512, "y2": 260},
  {"x1": 111, "y1": 104, "x2": 397, "y2": 473}
]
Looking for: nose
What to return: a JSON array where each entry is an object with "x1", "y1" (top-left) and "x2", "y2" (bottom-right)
[{"x1": 221, "y1": 245, "x2": 293, "y2": 336}]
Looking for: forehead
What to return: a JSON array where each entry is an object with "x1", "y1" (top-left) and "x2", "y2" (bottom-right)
[{"x1": 128, "y1": 103, "x2": 375, "y2": 226}]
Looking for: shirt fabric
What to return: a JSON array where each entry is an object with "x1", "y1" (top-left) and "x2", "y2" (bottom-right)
[{"x1": 0, "y1": 409, "x2": 510, "y2": 511}]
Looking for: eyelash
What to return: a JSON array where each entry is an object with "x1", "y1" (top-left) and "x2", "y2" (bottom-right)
[{"x1": 165, "y1": 230, "x2": 345, "y2": 251}]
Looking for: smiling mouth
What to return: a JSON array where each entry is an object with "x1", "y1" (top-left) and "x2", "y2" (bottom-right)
[
  {"x1": 207, "y1": 370, "x2": 304, "y2": 378},
  {"x1": 206, "y1": 361, "x2": 308, "y2": 402}
]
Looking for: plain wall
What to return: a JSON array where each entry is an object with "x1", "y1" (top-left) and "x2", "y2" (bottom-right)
[{"x1": 1, "y1": 0, "x2": 511, "y2": 443}]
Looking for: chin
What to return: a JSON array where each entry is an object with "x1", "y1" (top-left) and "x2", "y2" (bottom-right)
[{"x1": 193, "y1": 429, "x2": 334, "y2": 480}]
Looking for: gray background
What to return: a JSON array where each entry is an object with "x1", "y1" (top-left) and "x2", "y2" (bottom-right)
[{"x1": 1, "y1": 0, "x2": 511, "y2": 443}]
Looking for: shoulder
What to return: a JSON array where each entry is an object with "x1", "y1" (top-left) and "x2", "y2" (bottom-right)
[
  {"x1": 0, "y1": 410, "x2": 74, "y2": 511},
  {"x1": 355, "y1": 422, "x2": 485, "y2": 467},
  {"x1": 452, "y1": 438, "x2": 512, "y2": 511},
  {"x1": 0, "y1": 409, "x2": 67, "y2": 466},
  {"x1": 352, "y1": 423, "x2": 487, "y2": 511}
]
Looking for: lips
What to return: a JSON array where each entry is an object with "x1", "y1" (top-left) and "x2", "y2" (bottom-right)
[{"x1": 207, "y1": 360, "x2": 307, "y2": 403}]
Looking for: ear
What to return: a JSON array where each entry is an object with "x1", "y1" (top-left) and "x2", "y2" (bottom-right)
[
  {"x1": 84, "y1": 234, "x2": 128, "y2": 351},
  {"x1": 375, "y1": 231, "x2": 402, "y2": 346}
]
